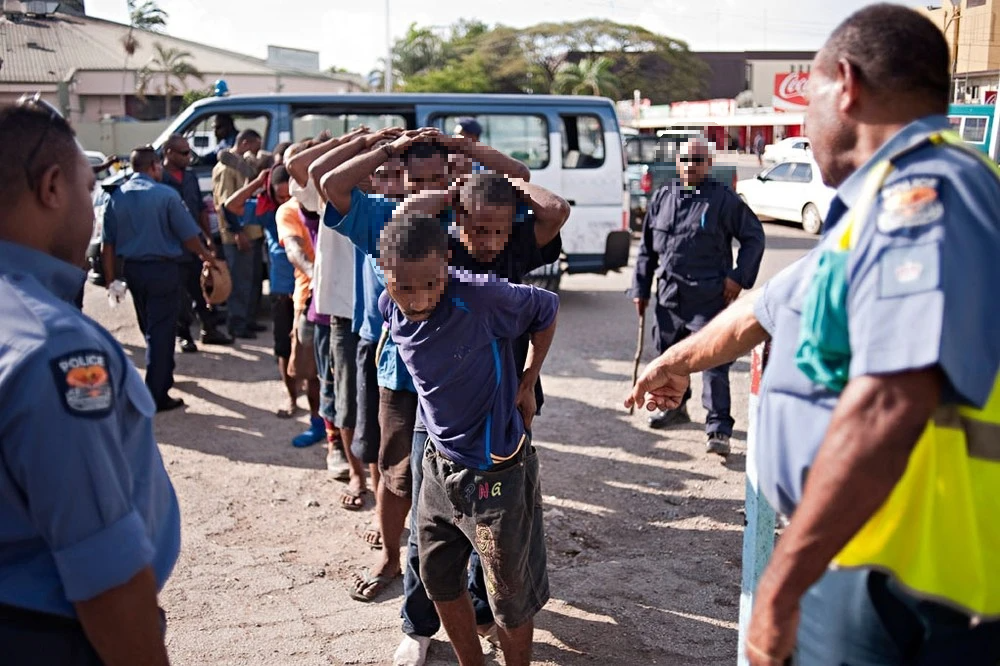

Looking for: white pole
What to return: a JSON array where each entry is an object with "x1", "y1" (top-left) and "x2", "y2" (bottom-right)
[
  {"x1": 989, "y1": 72, "x2": 1000, "y2": 161},
  {"x1": 384, "y1": 0, "x2": 393, "y2": 93}
]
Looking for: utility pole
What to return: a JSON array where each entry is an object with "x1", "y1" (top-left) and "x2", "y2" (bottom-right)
[
  {"x1": 944, "y1": 0, "x2": 962, "y2": 103},
  {"x1": 384, "y1": 0, "x2": 393, "y2": 93}
]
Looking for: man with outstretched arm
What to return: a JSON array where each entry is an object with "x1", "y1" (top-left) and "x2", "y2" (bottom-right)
[{"x1": 627, "y1": 6, "x2": 1000, "y2": 664}]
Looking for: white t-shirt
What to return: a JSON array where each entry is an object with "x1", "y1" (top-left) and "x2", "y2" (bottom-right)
[{"x1": 312, "y1": 221, "x2": 355, "y2": 320}]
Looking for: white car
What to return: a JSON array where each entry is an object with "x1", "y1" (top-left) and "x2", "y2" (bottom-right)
[
  {"x1": 736, "y1": 160, "x2": 835, "y2": 235},
  {"x1": 762, "y1": 137, "x2": 811, "y2": 166}
]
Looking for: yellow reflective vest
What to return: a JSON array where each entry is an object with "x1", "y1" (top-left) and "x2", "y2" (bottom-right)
[{"x1": 832, "y1": 130, "x2": 1000, "y2": 621}]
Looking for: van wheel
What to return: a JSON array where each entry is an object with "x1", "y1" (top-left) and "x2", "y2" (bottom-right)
[
  {"x1": 526, "y1": 273, "x2": 561, "y2": 294},
  {"x1": 802, "y1": 203, "x2": 823, "y2": 235}
]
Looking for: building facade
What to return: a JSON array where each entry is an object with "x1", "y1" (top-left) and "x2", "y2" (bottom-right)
[
  {"x1": 692, "y1": 51, "x2": 816, "y2": 108},
  {"x1": 921, "y1": 0, "x2": 1000, "y2": 103},
  {"x1": 0, "y1": 2, "x2": 364, "y2": 123}
]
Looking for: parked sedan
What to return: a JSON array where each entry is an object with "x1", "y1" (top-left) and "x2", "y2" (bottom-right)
[
  {"x1": 736, "y1": 160, "x2": 835, "y2": 235},
  {"x1": 762, "y1": 137, "x2": 811, "y2": 166}
]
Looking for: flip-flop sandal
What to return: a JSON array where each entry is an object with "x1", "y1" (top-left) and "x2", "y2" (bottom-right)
[
  {"x1": 363, "y1": 524, "x2": 383, "y2": 550},
  {"x1": 349, "y1": 570, "x2": 400, "y2": 603},
  {"x1": 340, "y1": 488, "x2": 370, "y2": 512}
]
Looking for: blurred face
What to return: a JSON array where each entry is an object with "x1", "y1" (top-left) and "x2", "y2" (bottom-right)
[
  {"x1": 213, "y1": 119, "x2": 232, "y2": 141},
  {"x1": 238, "y1": 137, "x2": 262, "y2": 156},
  {"x1": 164, "y1": 138, "x2": 192, "y2": 169},
  {"x1": 272, "y1": 181, "x2": 291, "y2": 206},
  {"x1": 676, "y1": 141, "x2": 711, "y2": 186},
  {"x1": 374, "y1": 161, "x2": 406, "y2": 199},
  {"x1": 805, "y1": 53, "x2": 856, "y2": 188},
  {"x1": 455, "y1": 200, "x2": 514, "y2": 263},
  {"x1": 384, "y1": 253, "x2": 449, "y2": 322},
  {"x1": 404, "y1": 154, "x2": 449, "y2": 193}
]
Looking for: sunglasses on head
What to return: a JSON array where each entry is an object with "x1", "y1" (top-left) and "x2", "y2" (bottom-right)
[
  {"x1": 680, "y1": 155, "x2": 707, "y2": 164},
  {"x1": 15, "y1": 93, "x2": 67, "y2": 189}
]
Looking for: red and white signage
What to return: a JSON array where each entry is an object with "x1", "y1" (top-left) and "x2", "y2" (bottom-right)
[
  {"x1": 669, "y1": 98, "x2": 735, "y2": 118},
  {"x1": 774, "y1": 72, "x2": 809, "y2": 112},
  {"x1": 986, "y1": 91, "x2": 997, "y2": 105}
]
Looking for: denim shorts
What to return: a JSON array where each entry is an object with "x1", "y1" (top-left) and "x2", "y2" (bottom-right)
[
  {"x1": 330, "y1": 317, "x2": 358, "y2": 429},
  {"x1": 312, "y1": 322, "x2": 335, "y2": 423}
]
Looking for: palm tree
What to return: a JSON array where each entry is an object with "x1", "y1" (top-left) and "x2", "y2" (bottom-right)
[
  {"x1": 136, "y1": 43, "x2": 203, "y2": 118},
  {"x1": 554, "y1": 57, "x2": 620, "y2": 98},
  {"x1": 120, "y1": 0, "x2": 169, "y2": 113}
]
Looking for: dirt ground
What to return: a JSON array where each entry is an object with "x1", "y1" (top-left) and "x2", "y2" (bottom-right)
[{"x1": 83, "y1": 222, "x2": 812, "y2": 666}]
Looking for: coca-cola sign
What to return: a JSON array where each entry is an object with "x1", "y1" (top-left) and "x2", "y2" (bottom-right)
[{"x1": 774, "y1": 72, "x2": 810, "y2": 112}]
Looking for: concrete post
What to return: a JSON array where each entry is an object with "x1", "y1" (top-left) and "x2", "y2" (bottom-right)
[{"x1": 737, "y1": 342, "x2": 776, "y2": 665}]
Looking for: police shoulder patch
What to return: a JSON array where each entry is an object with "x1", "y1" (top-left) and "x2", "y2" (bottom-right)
[
  {"x1": 876, "y1": 177, "x2": 944, "y2": 233},
  {"x1": 50, "y1": 350, "x2": 114, "y2": 418}
]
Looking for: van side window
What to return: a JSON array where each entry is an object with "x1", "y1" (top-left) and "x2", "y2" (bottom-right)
[
  {"x1": 292, "y1": 112, "x2": 408, "y2": 139},
  {"x1": 181, "y1": 112, "x2": 271, "y2": 167},
  {"x1": 435, "y1": 114, "x2": 549, "y2": 170},
  {"x1": 561, "y1": 114, "x2": 605, "y2": 169}
]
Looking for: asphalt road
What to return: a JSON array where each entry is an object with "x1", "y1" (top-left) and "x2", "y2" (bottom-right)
[{"x1": 82, "y1": 218, "x2": 815, "y2": 665}]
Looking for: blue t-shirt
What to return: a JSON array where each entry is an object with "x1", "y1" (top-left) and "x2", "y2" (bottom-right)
[
  {"x1": 0, "y1": 241, "x2": 181, "y2": 617},
  {"x1": 247, "y1": 198, "x2": 295, "y2": 296},
  {"x1": 357, "y1": 258, "x2": 385, "y2": 342},
  {"x1": 379, "y1": 269, "x2": 558, "y2": 470},
  {"x1": 753, "y1": 115, "x2": 1000, "y2": 518},
  {"x1": 102, "y1": 173, "x2": 201, "y2": 260}
]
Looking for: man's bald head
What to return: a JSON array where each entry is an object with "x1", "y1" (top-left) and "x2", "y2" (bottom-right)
[
  {"x1": 677, "y1": 137, "x2": 713, "y2": 187},
  {"x1": 0, "y1": 100, "x2": 95, "y2": 266},
  {"x1": 808, "y1": 4, "x2": 951, "y2": 188},
  {"x1": 0, "y1": 102, "x2": 80, "y2": 210},
  {"x1": 817, "y1": 4, "x2": 950, "y2": 113}
]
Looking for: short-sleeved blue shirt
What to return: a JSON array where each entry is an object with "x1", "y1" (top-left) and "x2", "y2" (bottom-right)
[
  {"x1": 754, "y1": 115, "x2": 1000, "y2": 518},
  {"x1": 380, "y1": 269, "x2": 559, "y2": 469},
  {"x1": 0, "y1": 241, "x2": 181, "y2": 617},
  {"x1": 101, "y1": 173, "x2": 202, "y2": 260},
  {"x1": 247, "y1": 198, "x2": 295, "y2": 296}
]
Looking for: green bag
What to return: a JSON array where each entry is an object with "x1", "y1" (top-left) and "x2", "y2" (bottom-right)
[{"x1": 795, "y1": 160, "x2": 894, "y2": 391}]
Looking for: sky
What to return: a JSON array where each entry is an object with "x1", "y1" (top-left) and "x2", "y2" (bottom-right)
[{"x1": 84, "y1": 0, "x2": 931, "y2": 77}]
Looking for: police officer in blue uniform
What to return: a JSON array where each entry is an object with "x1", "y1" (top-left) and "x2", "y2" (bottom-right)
[
  {"x1": 628, "y1": 7, "x2": 1000, "y2": 664},
  {"x1": 160, "y1": 133, "x2": 233, "y2": 351},
  {"x1": 630, "y1": 137, "x2": 765, "y2": 456},
  {"x1": 0, "y1": 98, "x2": 180, "y2": 665},
  {"x1": 102, "y1": 145, "x2": 215, "y2": 412}
]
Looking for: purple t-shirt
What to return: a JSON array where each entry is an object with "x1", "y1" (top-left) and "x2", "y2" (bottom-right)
[
  {"x1": 379, "y1": 269, "x2": 559, "y2": 470},
  {"x1": 302, "y1": 211, "x2": 331, "y2": 326}
]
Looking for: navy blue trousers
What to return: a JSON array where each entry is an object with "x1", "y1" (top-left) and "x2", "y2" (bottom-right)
[
  {"x1": 653, "y1": 303, "x2": 734, "y2": 436},
  {"x1": 124, "y1": 260, "x2": 181, "y2": 406},
  {"x1": 796, "y1": 569, "x2": 1000, "y2": 665}
]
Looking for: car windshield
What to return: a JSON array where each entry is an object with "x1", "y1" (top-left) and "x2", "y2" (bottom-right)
[{"x1": 625, "y1": 136, "x2": 695, "y2": 164}]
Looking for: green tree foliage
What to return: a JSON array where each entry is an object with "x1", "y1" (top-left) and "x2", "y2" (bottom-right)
[
  {"x1": 554, "y1": 57, "x2": 620, "y2": 98},
  {"x1": 136, "y1": 43, "x2": 204, "y2": 118},
  {"x1": 390, "y1": 18, "x2": 706, "y2": 102}
]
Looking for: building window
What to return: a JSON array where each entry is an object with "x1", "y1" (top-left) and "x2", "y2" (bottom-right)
[
  {"x1": 967, "y1": 0, "x2": 986, "y2": 8},
  {"x1": 963, "y1": 116, "x2": 988, "y2": 143}
]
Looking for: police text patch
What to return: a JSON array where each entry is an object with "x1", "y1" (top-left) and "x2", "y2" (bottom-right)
[
  {"x1": 50, "y1": 350, "x2": 113, "y2": 418},
  {"x1": 877, "y1": 178, "x2": 944, "y2": 233}
]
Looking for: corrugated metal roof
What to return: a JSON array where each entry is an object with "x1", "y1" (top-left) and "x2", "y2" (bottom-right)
[{"x1": 0, "y1": 11, "x2": 351, "y2": 83}]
